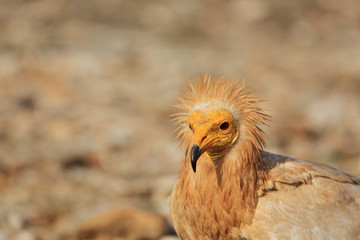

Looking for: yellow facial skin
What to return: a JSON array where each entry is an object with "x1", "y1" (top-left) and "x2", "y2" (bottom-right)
[{"x1": 188, "y1": 109, "x2": 239, "y2": 161}]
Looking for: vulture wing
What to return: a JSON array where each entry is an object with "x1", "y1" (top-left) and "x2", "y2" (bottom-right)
[{"x1": 239, "y1": 151, "x2": 360, "y2": 240}]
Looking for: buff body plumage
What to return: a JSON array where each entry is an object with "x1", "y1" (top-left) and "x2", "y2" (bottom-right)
[{"x1": 169, "y1": 76, "x2": 360, "y2": 240}]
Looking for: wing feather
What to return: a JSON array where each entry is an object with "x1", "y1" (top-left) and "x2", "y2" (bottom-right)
[{"x1": 260, "y1": 151, "x2": 360, "y2": 195}]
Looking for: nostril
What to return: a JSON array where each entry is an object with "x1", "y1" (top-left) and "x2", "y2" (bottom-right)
[{"x1": 201, "y1": 136, "x2": 206, "y2": 143}]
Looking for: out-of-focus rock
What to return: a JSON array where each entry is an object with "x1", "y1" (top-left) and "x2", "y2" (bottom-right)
[
  {"x1": 55, "y1": 206, "x2": 170, "y2": 240},
  {"x1": 0, "y1": 232, "x2": 7, "y2": 240},
  {"x1": 14, "y1": 231, "x2": 35, "y2": 240},
  {"x1": 159, "y1": 236, "x2": 179, "y2": 240},
  {"x1": 61, "y1": 154, "x2": 101, "y2": 171}
]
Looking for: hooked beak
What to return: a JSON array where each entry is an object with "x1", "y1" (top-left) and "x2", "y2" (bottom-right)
[{"x1": 190, "y1": 144, "x2": 204, "y2": 172}]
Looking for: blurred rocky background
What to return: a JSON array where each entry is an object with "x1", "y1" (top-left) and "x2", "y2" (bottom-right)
[{"x1": 0, "y1": 0, "x2": 359, "y2": 239}]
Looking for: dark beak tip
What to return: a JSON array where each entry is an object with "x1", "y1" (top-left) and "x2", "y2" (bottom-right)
[
  {"x1": 191, "y1": 162, "x2": 197, "y2": 173},
  {"x1": 190, "y1": 144, "x2": 203, "y2": 173}
]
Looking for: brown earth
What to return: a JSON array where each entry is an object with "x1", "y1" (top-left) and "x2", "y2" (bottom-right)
[{"x1": 0, "y1": 0, "x2": 359, "y2": 239}]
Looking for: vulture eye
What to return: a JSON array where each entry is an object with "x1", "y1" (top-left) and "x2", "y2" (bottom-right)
[
  {"x1": 220, "y1": 122, "x2": 229, "y2": 130},
  {"x1": 189, "y1": 124, "x2": 193, "y2": 131}
]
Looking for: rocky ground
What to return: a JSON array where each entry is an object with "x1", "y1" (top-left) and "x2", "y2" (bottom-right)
[{"x1": 0, "y1": 0, "x2": 359, "y2": 239}]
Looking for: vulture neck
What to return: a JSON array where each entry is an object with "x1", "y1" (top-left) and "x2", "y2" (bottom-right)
[{"x1": 181, "y1": 140, "x2": 266, "y2": 226}]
